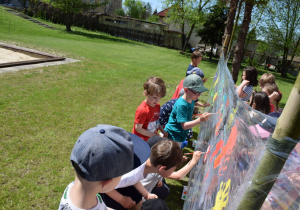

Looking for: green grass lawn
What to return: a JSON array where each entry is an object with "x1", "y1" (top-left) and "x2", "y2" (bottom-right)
[{"x1": 0, "y1": 6, "x2": 297, "y2": 209}]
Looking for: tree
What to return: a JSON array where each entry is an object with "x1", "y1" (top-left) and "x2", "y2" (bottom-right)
[
  {"x1": 222, "y1": 0, "x2": 240, "y2": 56},
  {"x1": 46, "y1": 0, "x2": 104, "y2": 31},
  {"x1": 163, "y1": 0, "x2": 213, "y2": 53},
  {"x1": 123, "y1": 0, "x2": 146, "y2": 19},
  {"x1": 145, "y1": 2, "x2": 152, "y2": 19},
  {"x1": 197, "y1": 4, "x2": 228, "y2": 60},
  {"x1": 231, "y1": 0, "x2": 255, "y2": 83},
  {"x1": 115, "y1": 8, "x2": 126, "y2": 16},
  {"x1": 260, "y1": 0, "x2": 300, "y2": 77}
]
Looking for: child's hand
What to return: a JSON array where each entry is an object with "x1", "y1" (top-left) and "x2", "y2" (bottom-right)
[
  {"x1": 120, "y1": 196, "x2": 136, "y2": 208},
  {"x1": 203, "y1": 78, "x2": 208, "y2": 83},
  {"x1": 269, "y1": 91, "x2": 279, "y2": 102},
  {"x1": 191, "y1": 151, "x2": 202, "y2": 164},
  {"x1": 203, "y1": 101, "x2": 210, "y2": 107},
  {"x1": 147, "y1": 193, "x2": 158, "y2": 200},
  {"x1": 199, "y1": 113, "x2": 211, "y2": 122},
  {"x1": 241, "y1": 80, "x2": 250, "y2": 86},
  {"x1": 161, "y1": 129, "x2": 168, "y2": 137},
  {"x1": 155, "y1": 180, "x2": 163, "y2": 187}
]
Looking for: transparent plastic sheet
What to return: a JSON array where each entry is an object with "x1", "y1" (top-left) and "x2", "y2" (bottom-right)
[{"x1": 183, "y1": 55, "x2": 300, "y2": 210}]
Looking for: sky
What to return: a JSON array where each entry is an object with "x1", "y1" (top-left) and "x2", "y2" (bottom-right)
[{"x1": 148, "y1": 0, "x2": 164, "y2": 12}]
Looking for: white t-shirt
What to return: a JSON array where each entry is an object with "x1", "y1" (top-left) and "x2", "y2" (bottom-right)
[
  {"x1": 59, "y1": 182, "x2": 107, "y2": 210},
  {"x1": 115, "y1": 162, "x2": 147, "y2": 189},
  {"x1": 140, "y1": 173, "x2": 163, "y2": 193}
]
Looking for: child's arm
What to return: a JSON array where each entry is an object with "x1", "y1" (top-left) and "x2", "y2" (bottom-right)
[
  {"x1": 166, "y1": 151, "x2": 202, "y2": 180},
  {"x1": 135, "y1": 123, "x2": 158, "y2": 138},
  {"x1": 134, "y1": 182, "x2": 158, "y2": 200},
  {"x1": 158, "y1": 124, "x2": 168, "y2": 137},
  {"x1": 237, "y1": 80, "x2": 250, "y2": 98},
  {"x1": 195, "y1": 101, "x2": 210, "y2": 107},
  {"x1": 106, "y1": 189, "x2": 136, "y2": 209},
  {"x1": 181, "y1": 113, "x2": 210, "y2": 130}
]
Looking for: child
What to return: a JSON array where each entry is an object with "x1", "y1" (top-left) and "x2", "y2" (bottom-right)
[
  {"x1": 140, "y1": 136, "x2": 203, "y2": 200},
  {"x1": 259, "y1": 72, "x2": 281, "y2": 103},
  {"x1": 59, "y1": 124, "x2": 151, "y2": 210},
  {"x1": 133, "y1": 77, "x2": 168, "y2": 141},
  {"x1": 172, "y1": 67, "x2": 209, "y2": 102},
  {"x1": 100, "y1": 139, "x2": 183, "y2": 209},
  {"x1": 186, "y1": 50, "x2": 203, "y2": 76},
  {"x1": 262, "y1": 83, "x2": 282, "y2": 112},
  {"x1": 165, "y1": 74, "x2": 211, "y2": 146},
  {"x1": 236, "y1": 66, "x2": 258, "y2": 102},
  {"x1": 249, "y1": 91, "x2": 271, "y2": 114},
  {"x1": 159, "y1": 99, "x2": 198, "y2": 142},
  {"x1": 259, "y1": 73, "x2": 276, "y2": 89}
]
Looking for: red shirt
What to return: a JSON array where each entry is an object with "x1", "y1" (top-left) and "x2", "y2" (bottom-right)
[
  {"x1": 132, "y1": 101, "x2": 160, "y2": 141},
  {"x1": 172, "y1": 79, "x2": 184, "y2": 99}
]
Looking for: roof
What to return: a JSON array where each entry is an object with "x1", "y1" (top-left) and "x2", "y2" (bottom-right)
[{"x1": 156, "y1": 8, "x2": 169, "y2": 17}]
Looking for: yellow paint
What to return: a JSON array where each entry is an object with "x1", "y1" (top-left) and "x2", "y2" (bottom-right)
[{"x1": 212, "y1": 179, "x2": 231, "y2": 210}]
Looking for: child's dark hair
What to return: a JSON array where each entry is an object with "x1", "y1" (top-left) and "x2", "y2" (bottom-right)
[
  {"x1": 249, "y1": 91, "x2": 270, "y2": 114},
  {"x1": 191, "y1": 50, "x2": 202, "y2": 60},
  {"x1": 263, "y1": 83, "x2": 282, "y2": 110},
  {"x1": 242, "y1": 67, "x2": 258, "y2": 86},
  {"x1": 143, "y1": 77, "x2": 166, "y2": 97},
  {"x1": 150, "y1": 139, "x2": 183, "y2": 170}
]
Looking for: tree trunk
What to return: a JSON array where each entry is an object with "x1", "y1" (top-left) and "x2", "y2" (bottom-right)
[
  {"x1": 228, "y1": 0, "x2": 242, "y2": 57},
  {"x1": 237, "y1": 73, "x2": 300, "y2": 210},
  {"x1": 181, "y1": 0, "x2": 210, "y2": 53},
  {"x1": 66, "y1": 12, "x2": 72, "y2": 32},
  {"x1": 181, "y1": 23, "x2": 195, "y2": 53},
  {"x1": 180, "y1": 22, "x2": 185, "y2": 52},
  {"x1": 222, "y1": 0, "x2": 239, "y2": 56},
  {"x1": 231, "y1": 1, "x2": 254, "y2": 83},
  {"x1": 210, "y1": 47, "x2": 213, "y2": 60}
]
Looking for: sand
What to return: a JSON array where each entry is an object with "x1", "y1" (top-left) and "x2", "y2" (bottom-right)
[{"x1": 0, "y1": 47, "x2": 41, "y2": 63}]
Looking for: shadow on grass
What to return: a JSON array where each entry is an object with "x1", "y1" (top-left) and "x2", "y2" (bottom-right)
[
  {"x1": 165, "y1": 179, "x2": 187, "y2": 210},
  {"x1": 60, "y1": 30, "x2": 146, "y2": 46}
]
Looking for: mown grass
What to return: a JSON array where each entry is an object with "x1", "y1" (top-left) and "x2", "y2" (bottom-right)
[{"x1": 0, "y1": 6, "x2": 297, "y2": 209}]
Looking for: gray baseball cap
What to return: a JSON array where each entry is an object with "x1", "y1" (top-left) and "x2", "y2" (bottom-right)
[
  {"x1": 183, "y1": 74, "x2": 209, "y2": 93},
  {"x1": 70, "y1": 124, "x2": 150, "y2": 181}
]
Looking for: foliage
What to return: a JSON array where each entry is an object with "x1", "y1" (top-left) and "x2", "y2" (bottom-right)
[
  {"x1": 258, "y1": 0, "x2": 300, "y2": 77},
  {"x1": 123, "y1": 0, "x2": 145, "y2": 19},
  {"x1": 197, "y1": 3, "x2": 228, "y2": 59},
  {"x1": 43, "y1": 0, "x2": 104, "y2": 31},
  {"x1": 148, "y1": 14, "x2": 159, "y2": 23},
  {"x1": 162, "y1": 0, "x2": 213, "y2": 52},
  {"x1": 115, "y1": 8, "x2": 125, "y2": 16},
  {"x1": 142, "y1": 2, "x2": 152, "y2": 19}
]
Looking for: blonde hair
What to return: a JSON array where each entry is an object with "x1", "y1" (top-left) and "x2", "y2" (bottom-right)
[
  {"x1": 143, "y1": 77, "x2": 166, "y2": 97},
  {"x1": 259, "y1": 73, "x2": 276, "y2": 87}
]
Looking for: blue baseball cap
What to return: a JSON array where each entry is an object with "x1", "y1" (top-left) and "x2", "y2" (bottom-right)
[
  {"x1": 71, "y1": 124, "x2": 150, "y2": 181},
  {"x1": 186, "y1": 67, "x2": 205, "y2": 78}
]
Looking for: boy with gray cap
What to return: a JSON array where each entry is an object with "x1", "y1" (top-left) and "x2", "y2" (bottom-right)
[
  {"x1": 59, "y1": 124, "x2": 150, "y2": 210},
  {"x1": 165, "y1": 74, "x2": 211, "y2": 146}
]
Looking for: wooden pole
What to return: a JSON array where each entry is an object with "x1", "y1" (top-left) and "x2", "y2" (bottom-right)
[{"x1": 236, "y1": 73, "x2": 300, "y2": 209}]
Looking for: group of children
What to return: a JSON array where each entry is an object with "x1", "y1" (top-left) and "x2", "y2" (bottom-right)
[
  {"x1": 59, "y1": 50, "x2": 211, "y2": 210},
  {"x1": 236, "y1": 67, "x2": 282, "y2": 115},
  {"x1": 59, "y1": 49, "x2": 283, "y2": 210}
]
